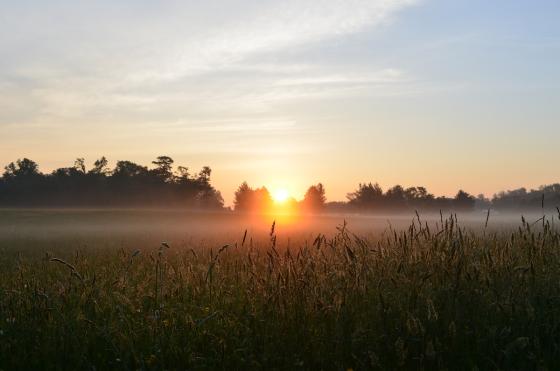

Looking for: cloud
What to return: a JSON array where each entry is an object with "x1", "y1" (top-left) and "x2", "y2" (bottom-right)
[{"x1": 0, "y1": 0, "x2": 419, "y2": 129}]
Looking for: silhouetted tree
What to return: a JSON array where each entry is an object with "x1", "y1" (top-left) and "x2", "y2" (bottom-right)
[
  {"x1": 454, "y1": 190, "x2": 475, "y2": 211},
  {"x1": 4, "y1": 156, "x2": 560, "y2": 213},
  {"x1": 3, "y1": 158, "x2": 40, "y2": 179},
  {"x1": 302, "y1": 183, "x2": 326, "y2": 211},
  {"x1": 151, "y1": 156, "x2": 174, "y2": 183},
  {"x1": 233, "y1": 182, "x2": 272, "y2": 212},
  {"x1": 234, "y1": 182, "x2": 253, "y2": 211},
  {"x1": 89, "y1": 157, "x2": 110, "y2": 175},
  {"x1": 491, "y1": 184, "x2": 560, "y2": 211},
  {"x1": 347, "y1": 183, "x2": 384, "y2": 210},
  {"x1": 404, "y1": 186, "x2": 435, "y2": 210},
  {"x1": 113, "y1": 161, "x2": 149, "y2": 178},
  {"x1": 195, "y1": 189, "x2": 224, "y2": 209},
  {"x1": 176, "y1": 166, "x2": 190, "y2": 183},
  {"x1": 475, "y1": 194, "x2": 491, "y2": 210},
  {"x1": 74, "y1": 158, "x2": 86, "y2": 174},
  {"x1": 254, "y1": 187, "x2": 273, "y2": 210},
  {"x1": 345, "y1": 182, "x2": 477, "y2": 212},
  {"x1": 197, "y1": 166, "x2": 212, "y2": 187},
  {"x1": 385, "y1": 185, "x2": 407, "y2": 210},
  {"x1": 1, "y1": 159, "x2": 43, "y2": 205},
  {"x1": 0, "y1": 157, "x2": 223, "y2": 209}
]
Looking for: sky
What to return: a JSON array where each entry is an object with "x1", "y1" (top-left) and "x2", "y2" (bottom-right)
[{"x1": 1, "y1": 0, "x2": 559, "y2": 205}]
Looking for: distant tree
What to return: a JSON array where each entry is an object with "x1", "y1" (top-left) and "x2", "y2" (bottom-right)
[
  {"x1": 404, "y1": 186, "x2": 435, "y2": 209},
  {"x1": 254, "y1": 187, "x2": 273, "y2": 211},
  {"x1": 539, "y1": 184, "x2": 560, "y2": 209},
  {"x1": 302, "y1": 183, "x2": 326, "y2": 211},
  {"x1": 347, "y1": 182, "x2": 383, "y2": 209},
  {"x1": 74, "y1": 158, "x2": 86, "y2": 174},
  {"x1": 197, "y1": 166, "x2": 212, "y2": 186},
  {"x1": 433, "y1": 196, "x2": 452, "y2": 210},
  {"x1": 234, "y1": 182, "x2": 253, "y2": 211},
  {"x1": 89, "y1": 157, "x2": 110, "y2": 175},
  {"x1": 0, "y1": 157, "x2": 225, "y2": 210},
  {"x1": 1, "y1": 158, "x2": 43, "y2": 206},
  {"x1": 385, "y1": 185, "x2": 407, "y2": 210},
  {"x1": 195, "y1": 189, "x2": 224, "y2": 209},
  {"x1": 3, "y1": 158, "x2": 40, "y2": 179},
  {"x1": 176, "y1": 166, "x2": 190, "y2": 183},
  {"x1": 151, "y1": 156, "x2": 174, "y2": 182},
  {"x1": 113, "y1": 161, "x2": 149, "y2": 178},
  {"x1": 8, "y1": 154, "x2": 560, "y2": 213},
  {"x1": 454, "y1": 190, "x2": 475, "y2": 211},
  {"x1": 404, "y1": 186, "x2": 430, "y2": 201},
  {"x1": 233, "y1": 182, "x2": 272, "y2": 212},
  {"x1": 51, "y1": 166, "x2": 83, "y2": 178},
  {"x1": 475, "y1": 194, "x2": 491, "y2": 210},
  {"x1": 490, "y1": 185, "x2": 560, "y2": 211}
]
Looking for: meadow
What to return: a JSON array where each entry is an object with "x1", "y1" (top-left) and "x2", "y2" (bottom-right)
[{"x1": 0, "y1": 209, "x2": 559, "y2": 370}]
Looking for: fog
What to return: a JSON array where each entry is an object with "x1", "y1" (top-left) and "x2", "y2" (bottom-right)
[{"x1": 0, "y1": 209, "x2": 555, "y2": 249}]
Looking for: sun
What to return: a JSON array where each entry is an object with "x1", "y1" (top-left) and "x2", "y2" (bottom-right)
[{"x1": 272, "y1": 188, "x2": 290, "y2": 203}]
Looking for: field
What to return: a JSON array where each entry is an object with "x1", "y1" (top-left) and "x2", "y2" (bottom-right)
[{"x1": 1, "y1": 209, "x2": 559, "y2": 370}]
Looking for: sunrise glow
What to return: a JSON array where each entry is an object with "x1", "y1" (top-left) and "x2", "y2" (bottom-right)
[{"x1": 272, "y1": 188, "x2": 290, "y2": 203}]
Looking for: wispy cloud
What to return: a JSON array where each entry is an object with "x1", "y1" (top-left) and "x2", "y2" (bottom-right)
[{"x1": 0, "y1": 0, "x2": 419, "y2": 129}]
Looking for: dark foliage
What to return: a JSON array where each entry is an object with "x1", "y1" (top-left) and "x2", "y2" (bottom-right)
[
  {"x1": 492, "y1": 184, "x2": 560, "y2": 211},
  {"x1": 2, "y1": 156, "x2": 560, "y2": 213},
  {"x1": 301, "y1": 183, "x2": 327, "y2": 211},
  {"x1": 343, "y1": 183, "x2": 476, "y2": 212},
  {"x1": 0, "y1": 157, "x2": 224, "y2": 209}
]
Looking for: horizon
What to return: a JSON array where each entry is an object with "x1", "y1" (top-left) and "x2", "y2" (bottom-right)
[
  {"x1": 3, "y1": 155, "x2": 560, "y2": 211},
  {"x1": 1, "y1": 0, "x2": 559, "y2": 205},
  {"x1": 3, "y1": 155, "x2": 558, "y2": 206}
]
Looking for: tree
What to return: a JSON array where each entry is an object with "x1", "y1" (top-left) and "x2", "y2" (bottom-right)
[
  {"x1": 475, "y1": 194, "x2": 491, "y2": 210},
  {"x1": 233, "y1": 182, "x2": 272, "y2": 212},
  {"x1": 89, "y1": 157, "x2": 110, "y2": 175},
  {"x1": 234, "y1": 182, "x2": 253, "y2": 211},
  {"x1": 302, "y1": 183, "x2": 326, "y2": 211},
  {"x1": 347, "y1": 182, "x2": 383, "y2": 209},
  {"x1": 176, "y1": 166, "x2": 190, "y2": 183},
  {"x1": 151, "y1": 156, "x2": 174, "y2": 182},
  {"x1": 454, "y1": 190, "x2": 475, "y2": 211},
  {"x1": 253, "y1": 187, "x2": 273, "y2": 211},
  {"x1": 51, "y1": 167, "x2": 83, "y2": 178},
  {"x1": 1, "y1": 158, "x2": 43, "y2": 206},
  {"x1": 404, "y1": 186, "x2": 430, "y2": 201},
  {"x1": 74, "y1": 158, "x2": 86, "y2": 174},
  {"x1": 385, "y1": 185, "x2": 407, "y2": 210},
  {"x1": 0, "y1": 157, "x2": 225, "y2": 210},
  {"x1": 195, "y1": 189, "x2": 224, "y2": 209},
  {"x1": 197, "y1": 166, "x2": 212, "y2": 186},
  {"x1": 3, "y1": 158, "x2": 40, "y2": 179},
  {"x1": 113, "y1": 161, "x2": 148, "y2": 178}
]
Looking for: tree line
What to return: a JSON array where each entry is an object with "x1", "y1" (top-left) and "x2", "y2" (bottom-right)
[
  {"x1": 233, "y1": 182, "x2": 477, "y2": 213},
  {"x1": 0, "y1": 157, "x2": 224, "y2": 208},
  {"x1": 2, "y1": 157, "x2": 559, "y2": 213},
  {"x1": 491, "y1": 184, "x2": 560, "y2": 212},
  {"x1": 233, "y1": 181, "x2": 560, "y2": 213},
  {"x1": 233, "y1": 182, "x2": 327, "y2": 213}
]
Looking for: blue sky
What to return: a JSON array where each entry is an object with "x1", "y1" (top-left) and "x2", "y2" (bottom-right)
[{"x1": 0, "y1": 0, "x2": 559, "y2": 203}]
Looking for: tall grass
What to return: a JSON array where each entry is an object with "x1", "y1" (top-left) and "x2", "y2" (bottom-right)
[{"x1": 1, "y1": 214, "x2": 560, "y2": 370}]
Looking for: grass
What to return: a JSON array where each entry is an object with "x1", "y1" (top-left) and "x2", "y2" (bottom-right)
[{"x1": 1, "y1": 213, "x2": 560, "y2": 370}]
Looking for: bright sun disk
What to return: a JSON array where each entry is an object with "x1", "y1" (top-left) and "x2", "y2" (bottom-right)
[{"x1": 273, "y1": 189, "x2": 290, "y2": 203}]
